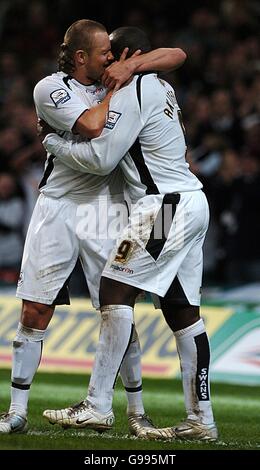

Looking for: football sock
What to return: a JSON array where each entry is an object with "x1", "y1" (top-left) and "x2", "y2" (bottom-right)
[
  {"x1": 120, "y1": 325, "x2": 145, "y2": 415},
  {"x1": 9, "y1": 322, "x2": 45, "y2": 417},
  {"x1": 174, "y1": 318, "x2": 214, "y2": 425},
  {"x1": 87, "y1": 305, "x2": 133, "y2": 414}
]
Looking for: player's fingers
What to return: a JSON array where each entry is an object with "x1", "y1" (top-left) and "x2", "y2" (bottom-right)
[
  {"x1": 103, "y1": 76, "x2": 112, "y2": 88},
  {"x1": 36, "y1": 123, "x2": 43, "y2": 136},
  {"x1": 131, "y1": 49, "x2": 142, "y2": 57},
  {"x1": 104, "y1": 63, "x2": 113, "y2": 73},
  {"x1": 119, "y1": 47, "x2": 129, "y2": 62},
  {"x1": 37, "y1": 118, "x2": 45, "y2": 136},
  {"x1": 102, "y1": 78, "x2": 107, "y2": 88},
  {"x1": 106, "y1": 78, "x2": 116, "y2": 91},
  {"x1": 102, "y1": 61, "x2": 116, "y2": 83},
  {"x1": 113, "y1": 82, "x2": 121, "y2": 93},
  {"x1": 101, "y1": 74, "x2": 107, "y2": 86}
]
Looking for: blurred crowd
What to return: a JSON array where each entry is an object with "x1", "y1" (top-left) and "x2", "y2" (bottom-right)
[{"x1": 0, "y1": 0, "x2": 259, "y2": 291}]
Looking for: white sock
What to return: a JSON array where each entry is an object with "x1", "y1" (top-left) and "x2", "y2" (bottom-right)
[
  {"x1": 174, "y1": 318, "x2": 214, "y2": 425},
  {"x1": 120, "y1": 325, "x2": 145, "y2": 415},
  {"x1": 9, "y1": 322, "x2": 45, "y2": 417},
  {"x1": 87, "y1": 305, "x2": 133, "y2": 414}
]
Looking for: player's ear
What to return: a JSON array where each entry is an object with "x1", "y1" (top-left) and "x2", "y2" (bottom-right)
[{"x1": 75, "y1": 50, "x2": 87, "y2": 65}]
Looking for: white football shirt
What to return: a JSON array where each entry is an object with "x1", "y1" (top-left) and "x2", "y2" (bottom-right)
[
  {"x1": 43, "y1": 73, "x2": 202, "y2": 201},
  {"x1": 33, "y1": 71, "x2": 124, "y2": 199}
]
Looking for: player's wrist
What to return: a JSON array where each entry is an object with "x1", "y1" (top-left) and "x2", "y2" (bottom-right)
[{"x1": 126, "y1": 57, "x2": 139, "y2": 74}]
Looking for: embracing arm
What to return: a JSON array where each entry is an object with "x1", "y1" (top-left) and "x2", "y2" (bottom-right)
[
  {"x1": 102, "y1": 48, "x2": 186, "y2": 89},
  {"x1": 42, "y1": 130, "x2": 124, "y2": 176},
  {"x1": 33, "y1": 78, "x2": 113, "y2": 141},
  {"x1": 131, "y1": 48, "x2": 186, "y2": 73},
  {"x1": 42, "y1": 134, "x2": 102, "y2": 174},
  {"x1": 74, "y1": 90, "x2": 113, "y2": 138},
  {"x1": 43, "y1": 85, "x2": 143, "y2": 176}
]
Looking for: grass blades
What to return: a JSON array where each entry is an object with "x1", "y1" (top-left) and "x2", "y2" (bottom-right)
[{"x1": 0, "y1": 369, "x2": 259, "y2": 450}]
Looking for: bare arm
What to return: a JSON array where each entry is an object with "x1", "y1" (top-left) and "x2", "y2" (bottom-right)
[
  {"x1": 102, "y1": 48, "x2": 187, "y2": 90},
  {"x1": 132, "y1": 48, "x2": 187, "y2": 73},
  {"x1": 73, "y1": 90, "x2": 113, "y2": 138}
]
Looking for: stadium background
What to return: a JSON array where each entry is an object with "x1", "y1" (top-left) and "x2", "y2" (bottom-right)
[{"x1": 0, "y1": 0, "x2": 260, "y2": 452}]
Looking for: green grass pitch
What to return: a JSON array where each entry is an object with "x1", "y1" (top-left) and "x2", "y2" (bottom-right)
[{"x1": 0, "y1": 369, "x2": 259, "y2": 450}]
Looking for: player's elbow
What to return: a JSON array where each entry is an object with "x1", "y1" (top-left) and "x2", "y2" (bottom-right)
[
  {"x1": 74, "y1": 118, "x2": 103, "y2": 139},
  {"x1": 95, "y1": 164, "x2": 114, "y2": 176},
  {"x1": 173, "y1": 48, "x2": 187, "y2": 67},
  {"x1": 93, "y1": 157, "x2": 116, "y2": 176},
  {"x1": 88, "y1": 126, "x2": 103, "y2": 139}
]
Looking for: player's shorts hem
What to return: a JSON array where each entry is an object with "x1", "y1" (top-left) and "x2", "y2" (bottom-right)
[
  {"x1": 16, "y1": 292, "x2": 54, "y2": 305},
  {"x1": 166, "y1": 298, "x2": 201, "y2": 306},
  {"x1": 164, "y1": 293, "x2": 201, "y2": 306},
  {"x1": 183, "y1": 298, "x2": 200, "y2": 306},
  {"x1": 101, "y1": 271, "x2": 162, "y2": 296},
  {"x1": 102, "y1": 272, "x2": 201, "y2": 305},
  {"x1": 151, "y1": 294, "x2": 200, "y2": 308}
]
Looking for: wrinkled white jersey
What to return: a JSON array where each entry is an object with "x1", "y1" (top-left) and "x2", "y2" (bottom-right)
[
  {"x1": 44, "y1": 73, "x2": 202, "y2": 202},
  {"x1": 33, "y1": 71, "x2": 123, "y2": 199}
]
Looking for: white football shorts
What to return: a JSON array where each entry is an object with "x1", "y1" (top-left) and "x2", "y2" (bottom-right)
[
  {"x1": 102, "y1": 190, "x2": 209, "y2": 306},
  {"x1": 16, "y1": 193, "x2": 127, "y2": 308}
]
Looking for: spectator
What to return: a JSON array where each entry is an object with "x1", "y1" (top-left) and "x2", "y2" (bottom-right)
[{"x1": 0, "y1": 172, "x2": 25, "y2": 285}]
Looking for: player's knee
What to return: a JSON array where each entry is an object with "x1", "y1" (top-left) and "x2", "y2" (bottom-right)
[
  {"x1": 175, "y1": 306, "x2": 200, "y2": 329},
  {"x1": 21, "y1": 300, "x2": 54, "y2": 329},
  {"x1": 99, "y1": 276, "x2": 138, "y2": 307},
  {"x1": 161, "y1": 301, "x2": 200, "y2": 331}
]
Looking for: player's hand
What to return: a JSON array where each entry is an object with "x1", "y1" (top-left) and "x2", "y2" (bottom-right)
[
  {"x1": 102, "y1": 48, "x2": 142, "y2": 92},
  {"x1": 37, "y1": 119, "x2": 55, "y2": 141}
]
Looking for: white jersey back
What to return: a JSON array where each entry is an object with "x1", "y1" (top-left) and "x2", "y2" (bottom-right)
[
  {"x1": 119, "y1": 74, "x2": 202, "y2": 198},
  {"x1": 85, "y1": 73, "x2": 202, "y2": 202},
  {"x1": 33, "y1": 71, "x2": 123, "y2": 199}
]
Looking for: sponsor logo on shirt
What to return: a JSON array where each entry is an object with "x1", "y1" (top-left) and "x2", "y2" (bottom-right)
[
  {"x1": 105, "y1": 110, "x2": 121, "y2": 130},
  {"x1": 50, "y1": 89, "x2": 71, "y2": 107},
  {"x1": 110, "y1": 263, "x2": 134, "y2": 274}
]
